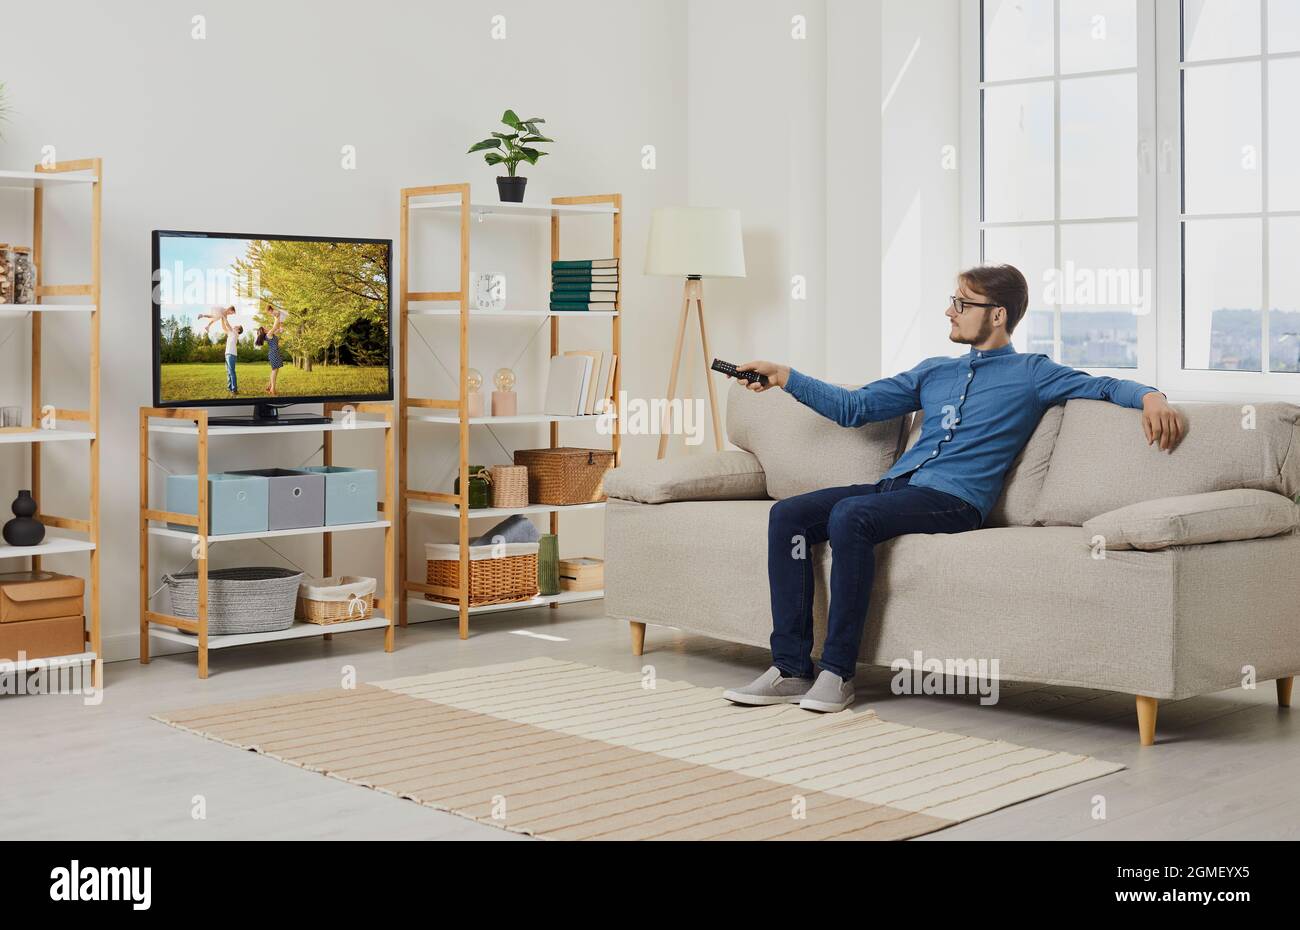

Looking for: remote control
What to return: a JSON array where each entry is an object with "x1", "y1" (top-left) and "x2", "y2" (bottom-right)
[{"x1": 712, "y1": 358, "x2": 769, "y2": 387}]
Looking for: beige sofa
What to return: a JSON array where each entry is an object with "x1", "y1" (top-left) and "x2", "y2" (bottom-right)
[{"x1": 604, "y1": 382, "x2": 1300, "y2": 744}]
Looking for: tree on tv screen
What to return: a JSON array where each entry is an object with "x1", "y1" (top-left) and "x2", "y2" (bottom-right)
[{"x1": 232, "y1": 239, "x2": 389, "y2": 371}]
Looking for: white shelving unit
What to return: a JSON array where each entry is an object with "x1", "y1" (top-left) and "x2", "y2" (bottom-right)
[
  {"x1": 399, "y1": 184, "x2": 621, "y2": 636},
  {"x1": 408, "y1": 308, "x2": 618, "y2": 318},
  {"x1": 408, "y1": 588, "x2": 603, "y2": 619},
  {"x1": 0, "y1": 159, "x2": 102, "y2": 686},
  {"x1": 0, "y1": 427, "x2": 98, "y2": 444},
  {"x1": 139, "y1": 406, "x2": 397, "y2": 678},
  {"x1": 0, "y1": 303, "x2": 96, "y2": 316}
]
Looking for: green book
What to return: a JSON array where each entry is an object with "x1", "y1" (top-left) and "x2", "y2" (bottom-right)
[
  {"x1": 550, "y1": 292, "x2": 616, "y2": 303},
  {"x1": 552, "y1": 259, "x2": 619, "y2": 270},
  {"x1": 552, "y1": 281, "x2": 619, "y2": 293}
]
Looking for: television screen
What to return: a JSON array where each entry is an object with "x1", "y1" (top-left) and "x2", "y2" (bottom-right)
[{"x1": 152, "y1": 231, "x2": 393, "y2": 406}]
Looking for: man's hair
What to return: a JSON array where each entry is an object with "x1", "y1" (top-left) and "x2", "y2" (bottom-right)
[{"x1": 960, "y1": 264, "x2": 1028, "y2": 335}]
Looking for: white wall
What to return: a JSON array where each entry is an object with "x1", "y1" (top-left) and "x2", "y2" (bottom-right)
[
  {"x1": 685, "y1": 0, "x2": 829, "y2": 416},
  {"x1": 0, "y1": 0, "x2": 689, "y2": 662},
  {"x1": 0, "y1": 0, "x2": 944, "y2": 665},
  {"x1": 880, "y1": 0, "x2": 964, "y2": 376}
]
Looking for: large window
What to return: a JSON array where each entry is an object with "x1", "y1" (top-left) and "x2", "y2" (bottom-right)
[
  {"x1": 970, "y1": 0, "x2": 1300, "y2": 396},
  {"x1": 978, "y1": 0, "x2": 1149, "y2": 372},
  {"x1": 1180, "y1": 0, "x2": 1299, "y2": 375}
]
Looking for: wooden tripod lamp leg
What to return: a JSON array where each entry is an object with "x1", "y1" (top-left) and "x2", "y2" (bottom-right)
[
  {"x1": 657, "y1": 280, "x2": 693, "y2": 460},
  {"x1": 1278, "y1": 677, "x2": 1294, "y2": 708},
  {"x1": 693, "y1": 282, "x2": 724, "y2": 452}
]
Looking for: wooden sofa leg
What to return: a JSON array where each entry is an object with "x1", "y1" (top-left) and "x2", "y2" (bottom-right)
[
  {"x1": 1135, "y1": 695, "x2": 1158, "y2": 746},
  {"x1": 1278, "y1": 677, "x2": 1294, "y2": 708},
  {"x1": 629, "y1": 622, "x2": 646, "y2": 657}
]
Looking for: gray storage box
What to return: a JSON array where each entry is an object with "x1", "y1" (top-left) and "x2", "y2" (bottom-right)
[
  {"x1": 304, "y1": 466, "x2": 379, "y2": 526},
  {"x1": 227, "y1": 468, "x2": 325, "y2": 531},
  {"x1": 165, "y1": 473, "x2": 270, "y2": 536}
]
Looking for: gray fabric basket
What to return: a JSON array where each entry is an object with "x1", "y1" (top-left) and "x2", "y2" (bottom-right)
[{"x1": 164, "y1": 567, "x2": 305, "y2": 635}]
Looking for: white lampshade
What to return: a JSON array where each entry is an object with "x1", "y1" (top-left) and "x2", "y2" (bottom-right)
[{"x1": 644, "y1": 207, "x2": 746, "y2": 278}]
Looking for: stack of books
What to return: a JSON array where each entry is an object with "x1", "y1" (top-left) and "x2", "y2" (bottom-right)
[
  {"x1": 543, "y1": 350, "x2": 619, "y2": 416},
  {"x1": 551, "y1": 259, "x2": 619, "y2": 312}
]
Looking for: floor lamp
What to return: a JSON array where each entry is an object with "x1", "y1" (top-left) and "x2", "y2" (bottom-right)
[{"x1": 645, "y1": 207, "x2": 747, "y2": 459}]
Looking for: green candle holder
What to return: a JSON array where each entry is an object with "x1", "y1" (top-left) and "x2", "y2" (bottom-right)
[
  {"x1": 538, "y1": 534, "x2": 560, "y2": 596},
  {"x1": 454, "y1": 465, "x2": 490, "y2": 510}
]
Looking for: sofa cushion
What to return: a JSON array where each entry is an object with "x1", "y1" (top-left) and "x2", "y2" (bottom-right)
[
  {"x1": 986, "y1": 405, "x2": 1065, "y2": 527},
  {"x1": 604, "y1": 451, "x2": 767, "y2": 504},
  {"x1": 724, "y1": 381, "x2": 906, "y2": 499},
  {"x1": 1083, "y1": 488, "x2": 1299, "y2": 551},
  {"x1": 1035, "y1": 399, "x2": 1300, "y2": 526}
]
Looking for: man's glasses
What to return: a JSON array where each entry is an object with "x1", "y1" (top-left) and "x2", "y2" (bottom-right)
[{"x1": 950, "y1": 296, "x2": 1000, "y2": 315}]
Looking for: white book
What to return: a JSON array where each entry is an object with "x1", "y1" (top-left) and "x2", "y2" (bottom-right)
[
  {"x1": 593, "y1": 353, "x2": 613, "y2": 414},
  {"x1": 543, "y1": 355, "x2": 590, "y2": 416}
]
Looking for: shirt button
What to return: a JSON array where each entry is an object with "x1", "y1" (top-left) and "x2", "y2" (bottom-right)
[
  {"x1": 968, "y1": 372, "x2": 974, "y2": 380},
  {"x1": 945, "y1": 433, "x2": 952, "y2": 440},
  {"x1": 931, "y1": 450, "x2": 939, "y2": 457},
  {"x1": 959, "y1": 394, "x2": 965, "y2": 401},
  {"x1": 954, "y1": 418, "x2": 960, "y2": 424}
]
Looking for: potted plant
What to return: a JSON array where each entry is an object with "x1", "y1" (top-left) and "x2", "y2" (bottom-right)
[{"x1": 468, "y1": 109, "x2": 553, "y2": 203}]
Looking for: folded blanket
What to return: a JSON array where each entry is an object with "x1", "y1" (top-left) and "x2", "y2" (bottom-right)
[{"x1": 470, "y1": 514, "x2": 540, "y2": 546}]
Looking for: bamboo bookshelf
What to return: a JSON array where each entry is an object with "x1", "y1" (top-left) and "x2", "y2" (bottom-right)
[
  {"x1": 138, "y1": 403, "x2": 396, "y2": 678},
  {"x1": 399, "y1": 185, "x2": 622, "y2": 638},
  {"x1": 0, "y1": 159, "x2": 101, "y2": 686}
]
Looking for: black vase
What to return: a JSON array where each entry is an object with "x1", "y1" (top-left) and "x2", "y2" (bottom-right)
[
  {"x1": 3, "y1": 489, "x2": 45, "y2": 547},
  {"x1": 497, "y1": 176, "x2": 528, "y2": 203}
]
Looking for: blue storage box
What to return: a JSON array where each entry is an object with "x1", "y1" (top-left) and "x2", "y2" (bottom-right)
[
  {"x1": 304, "y1": 466, "x2": 379, "y2": 526},
  {"x1": 165, "y1": 473, "x2": 270, "y2": 536}
]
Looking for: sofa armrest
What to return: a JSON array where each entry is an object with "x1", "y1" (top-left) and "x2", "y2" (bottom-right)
[
  {"x1": 1084, "y1": 488, "x2": 1299, "y2": 551},
  {"x1": 604, "y1": 451, "x2": 767, "y2": 504}
]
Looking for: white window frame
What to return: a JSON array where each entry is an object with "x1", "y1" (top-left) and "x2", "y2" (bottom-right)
[
  {"x1": 1156, "y1": 0, "x2": 1300, "y2": 401},
  {"x1": 962, "y1": 0, "x2": 1300, "y2": 401},
  {"x1": 962, "y1": 0, "x2": 1158, "y2": 386}
]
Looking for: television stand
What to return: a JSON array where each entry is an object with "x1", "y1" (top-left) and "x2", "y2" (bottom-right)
[{"x1": 207, "y1": 403, "x2": 333, "y2": 427}]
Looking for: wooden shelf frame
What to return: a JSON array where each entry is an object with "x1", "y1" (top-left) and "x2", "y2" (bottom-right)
[
  {"x1": 0, "y1": 158, "x2": 103, "y2": 685},
  {"x1": 138, "y1": 403, "x2": 397, "y2": 678},
  {"x1": 399, "y1": 185, "x2": 622, "y2": 638}
]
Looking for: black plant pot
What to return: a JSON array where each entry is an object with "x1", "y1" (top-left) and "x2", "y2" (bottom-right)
[
  {"x1": 3, "y1": 489, "x2": 45, "y2": 547},
  {"x1": 497, "y1": 176, "x2": 528, "y2": 203}
]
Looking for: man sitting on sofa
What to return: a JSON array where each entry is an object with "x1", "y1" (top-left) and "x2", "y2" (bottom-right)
[{"x1": 722, "y1": 264, "x2": 1183, "y2": 713}]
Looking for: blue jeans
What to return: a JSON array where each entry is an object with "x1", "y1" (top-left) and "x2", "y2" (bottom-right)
[
  {"x1": 225, "y1": 354, "x2": 237, "y2": 393},
  {"x1": 767, "y1": 471, "x2": 981, "y2": 680}
]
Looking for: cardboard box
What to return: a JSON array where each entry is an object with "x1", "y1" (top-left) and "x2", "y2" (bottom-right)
[
  {"x1": 558, "y1": 557, "x2": 604, "y2": 592},
  {"x1": 0, "y1": 614, "x2": 85, "y2": 660},
  {"x1": 0, "y1": 571, "x2": 86, "y2": 623}
]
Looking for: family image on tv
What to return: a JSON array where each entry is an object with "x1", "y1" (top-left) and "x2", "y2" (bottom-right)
[{"x1": 155, "y1": 234, "x2": 392, "y2": 404}]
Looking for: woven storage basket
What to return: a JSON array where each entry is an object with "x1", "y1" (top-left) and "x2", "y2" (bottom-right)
[
  {"x1": 425, "y1": 542, "x2": 539, "y2": 607},
  {"x1": 164, "y1": 567, "x2": 304, "y2": 635},
  {"x1": 512, "y1": 447, "x2": 615, "y2": 505},
  {"x1": 488, "y1": 465, "x2": 529, "y2": 508},
  {"x1": 297, "y1": 576, "x2": 378, "y2": 625}
]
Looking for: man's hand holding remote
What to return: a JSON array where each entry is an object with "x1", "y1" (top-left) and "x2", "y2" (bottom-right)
[{"x1": 733, "y1": 361, "x2": 789, "y2": 393}]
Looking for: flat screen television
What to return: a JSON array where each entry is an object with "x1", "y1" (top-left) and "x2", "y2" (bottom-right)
[{"x1": 152, "y1": 230, "x2": 393, "y2": 424}]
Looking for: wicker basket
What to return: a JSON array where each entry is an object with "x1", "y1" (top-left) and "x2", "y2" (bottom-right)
[
  {"x1": 512, "y1": 447, "x2": 615, "y2": 505},
  {"x1": 425, "y1": 542, "x2": 539, "y2": 607},
  {"x1": 164, "y1": 567, "x2": 304, "y2": 635},
  {"x1": 488, "y1": 465, "x2": 529, "y2": 508},
  {"x1": 297, "y1": 576, "x2": 378, "y2": 625}
]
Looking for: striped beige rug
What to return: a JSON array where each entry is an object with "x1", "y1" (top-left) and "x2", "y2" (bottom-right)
[{"x1": 154, "y1": 657, "x2": 1122, "y2": 840}]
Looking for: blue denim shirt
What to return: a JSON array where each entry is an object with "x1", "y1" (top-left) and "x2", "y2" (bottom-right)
[{"x1": 784, "y1": 345, "x2": 1158, "y2": 522}]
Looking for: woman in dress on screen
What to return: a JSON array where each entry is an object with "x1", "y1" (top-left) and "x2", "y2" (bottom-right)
[{"x1": 256, "y1": 307, "x2": 287, "y2": 395}]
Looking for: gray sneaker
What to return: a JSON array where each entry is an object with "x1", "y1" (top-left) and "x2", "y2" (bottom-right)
[
  {"x1": 723, "y1": 667, "x2": 814, "y2": 706},
  {"x1": 799, "y1": 670, "x2": 855, "y2": 713}
]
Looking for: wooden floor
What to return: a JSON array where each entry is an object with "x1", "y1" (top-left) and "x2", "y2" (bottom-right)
[{"x1": 2, "y1": 602, "x2": 1294, "y2": 840}]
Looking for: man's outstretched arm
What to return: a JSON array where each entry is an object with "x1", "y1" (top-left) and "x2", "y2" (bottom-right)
[
  {"x1": 734, "y1": 360, "x2": 931, "y2": 428},
  {"x1": 1031, "y1": 356, "x2": 1183, "y2": 451}
]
